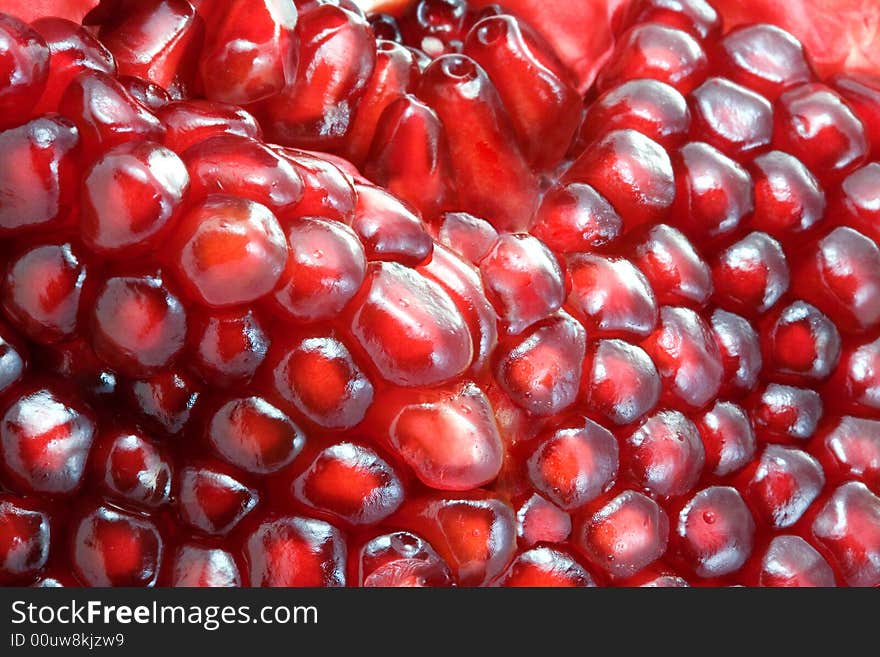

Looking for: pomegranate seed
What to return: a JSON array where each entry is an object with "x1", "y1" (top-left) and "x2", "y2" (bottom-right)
[
  {"x1": 199, "y1": 0, "x2": 298, "y2": 105},
  {"x1": 0, "y1": 13, "x2": 49, "y2": 129},
  {"x1": 566, "y1": 253, "x2": 658, "y2": 338},
  {"x1": 352, "y1": 261, "x2": 472, "y2": 386},
  {"x1": 365, "y1": 94, "x2": 455, "y2": 219},
  {"x1": 208, "y1": 396, "x2": 304, "y2": 474},
  {"x1": 383, "y1": 382, "x2": 502, "y2": 491},
  {"x1": 583, "y1": 338, "x2": 661, "y2": 426},
  {"x1": 178, "y1": 464, "x2": 258, "y2": 535},
  {"x1": 81, "y1": 140, "x2": 189, "y2": 256},
  {"x1": 712, "y1": 232, "x2": 789, "y2": 316},
  {"x1": 170, "y1": 195, "x2": 288, "y2": 308},
  {"x1": 622, "y1": 409, "x2": 705, "y2": 497},
  {"x1": 774, "y1": 84, "x2": 868, "y2": 182},
  {"x1": 832, "y1": 337, "x2": 880, "y2": 413},
  {"x1": 627, "y1": 224, "x2": 712, "y2": 308},
  {"x1": 89, "y1": 0, "x2": 203, "y2": 91},
  {"x1": 833, "y1": 73, "x2": 880, "y2": 158},
  {"x1": 598, "y1": 23, "x2": 708, "y2": 95},
  {"x1": 352, "y1": 183, "x2": 433, "y2": 265},
  {"x1": 0, "y1": 495, "x2": 50, "y2": 584},
  {"x1": 763, "y1": 301, "x2": 841, "y2": 381},
  {"x1": 418, "y1": 54, "x2": 538, "y2": 231},
  {"x1": 157, "y1": 100, "x2": 263, "y2": 153},
  {"x1": 119, "y1": 76, "x2": 170, "y2": 111},
  {"x1": 531, "y1": 182, "x2": 623, "y2": 254},
  {"x1": 564, "y1": 129, "x2": 675, "y2": 232},
  {"x1": 437, "y1": 211, "x2": 499, "y2": 263},
  {"x1": 674, "y1": 485, "x2": 755, "y2": 578},
  {"x1": 759, "y1": 534, "x2": 836, "y2": 587},
  {"x1": 1, "y1": 386, "x2": 95, "y2": 495},
  {"x1": 244, "y1": 515, "x2": 346, "y2": 587},
  {"x1": 641, "y1": 306, "x2": 723, "y2": 409},
  {"x1": 276, "y1": 148, "x2": 357, "y2": 222},
  {"x1": 516, "y1": 494, "x2": 571, "y2": 546},
  {"x1": 714, "y1": 24, "x2": 814, "y2": 100},
  {"x1": 357, "y1": 531, "x2": 452, "y2": 587},
  {"x1": 0, "y1": 116, "x2": 79, "y2": 236},
  {"x1": 671, "y1": 141, "x2": 754, "y2": 244},
  {"x1": 749, "y1": 150, "x2": 826, "y2": 240},
  {"x1": 689, "y1": 77, "x2": 773, "y2": 156},
  {"x1": 496, "y1": 546, "x2": 595, "y2": 587},
  {"x1": 2, "y1": 243, "x2": 85, "y2": 344},
  {"x1": 30, "y1": 16, "x2": 115, "y2": 116},
  {"x1": 293, "y1": 441, "x2": 404, "y2": 525},
  {"x1": 170, "y1": 545, "x2": 241, "y2": 587},
  {"x1": 273, "y1": 335, "x2": 374, "y2": 430},
  {"x1": 812, "y1": 482, "x2": 880, "y2": 586},
  {"x1": 745, "y1": 444, "x2": 825, "y2": 528},
  {"x1": 696, "y1": 400, "x2": 756, "y2": 476},
  {"x1": 59, "y1": 70, "x2": 165, "y2": 157},
  {"x1": 189, "y1": 309, "x2": 268, "y2": 387},
  {"x1": 710, "y1": 308, "x2": 762, "y2": 396},
  {"x1": 126, "y1": 368, "x2": 199, "y2": 435},
  {"x1": 463, "y1": 14, "x2": 580, "y2": 168},
  {"x1": 578, "y1": 490, "x2": 669, "y2": 579},
  {"x1": 401, "y1": 0, "x2": 468, "y2": 55},
  {"x1": 617, "y1": 0, "x2": 721, "y2": 41},
  {"x1": 72, "y1": 504, "x2": 162, "y2": 586},
  {"x1": 818, "y1": 416, "x2": 880, "y2": 494},
  {"x1": 92, "y1": 429, "x2": 172, "y2": 508},
  {"x1": 578, "y1": 79, "x2": 691, "y2": 149},
  {"x1": 262, "y1": 4, "x2": 375, "y2": 150},
  {"x1": 752, "y1": 383, "x2": 823, "y2": 442}
]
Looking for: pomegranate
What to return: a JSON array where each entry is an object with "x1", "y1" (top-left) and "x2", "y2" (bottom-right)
[{"x1": 0, "y1": 0, "x2": 879, "y2": 588}]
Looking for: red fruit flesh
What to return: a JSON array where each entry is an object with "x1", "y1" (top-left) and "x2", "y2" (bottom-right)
[{"x1": 1, "y1": 0, "x2": 879, "y2": 588}]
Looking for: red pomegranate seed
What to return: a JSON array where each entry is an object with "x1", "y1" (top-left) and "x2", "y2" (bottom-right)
[
  {"x1": 157, "y1": 99, "x2": 263, "y2": 153},
  {"x1": 59, "y1": 70, "x2": 165, "y2": 157},
  {"x1": 579, "y1": 79, "x2": 691, "y2": 149},
  {"x1": 273, "y1": 335, "x2": 374, "y2": 430},
  {"x1": 711, "y1": 308, "x2": 762, "y2": 396},
  {"x1": 81, "y1": 140, "x2": 189, "y2": 256},
  {"x1": 745, "y1": 444, "x2": 825, "y2": 528},
  {"x1": 92, "y1": 428, "x2": 171, "y2": 509},
  {"x1": 597, "y1": 23, "x2": 708, "y2": 95},
  {"x1": 617, "y1": 0, "x2": 721, "y2": 41},
  {"x1": 758, "y1": 534, "x2": 836, "y2": 587},
  {"x1": 516, "y1": 494, "x2": 572, "y2": 546},
  {"x1": 0, "y1": 495, "x2": 50, "y2": 584},
  {"x1": 384, "y1": 381, "x2": 502, "y2": 490},
  {"x1": 496, "y1": 546, "x2": 595, "y2": 587},
  {"x1": 671, "y1": 140, "x2": 754, "y2": 244},
  {"x1": 208, "y1": 396, "x2": 304, "y2": 474},
  {"x1": 357, "y1": 531, "x2": 452, "y2": 587},
  {"x1": 696, "y1": 400, "x2": 756, "y2": 476},
  {"x1": 418, "y1": 54, "x2": 538, "y2": 231},
  {"x1": 714, "y1": 24, "x2": 814, "y2": 101},
  {"x1": 119, "y1": 76, "x2": 170, "y2": 111},
  {"x1": 278, "y1": 148, "x2": 357, "y2": 222},
  {"x1": 811, "y1": 482, "x2": 880, "y2": 586},
  {"x1": 836, "y1": 163, "x2": 880, "y2": 244},
  {"x1": 437, "y1": 211, "x2": 499, "y2": 263},
  {"x1": 30, "y1": 16, "x2": 115, "y2": 115},
  {"x1": 622, "y1": 409, "x2": 705, "y2": 497},
  {"x1": 831, "y1": 338, "x2": 880, "y2": 413},
  {"x1": 0, "y1": 13, "x2": 49, "y2": 130},
  {"x1": 88, "y1": 0, "x2": 203, "y2": 92},
  {"x1": 674, "y1": 485, "x2": 755, "y2": 578},
  {"x1": 244, "y1": 515, "x2": 346, "y2": 587},
  {"x1": 72, "y1": 504, "x2": 162, "y2": 586},
  {"x1": 188, "y1": 309, "x2": 268, "y2": 387},
  {"x1": 352, "y1": 183, "x2": 433, "y2": 265},
  {"x1": 832, "y1": 73, "x2": 880, "y2": 158},
  {"x1": 763, "y1": 301, "x2": 841, "y2": 381},
  {"x1": 578, "y1": 490, "x2": 670, "y2": 579},
  {"x1": 774, "y1": 83, "x2": 868, "y2": 183},
  {"x1": 170, "y1": 195, "x2": 289, "y2": 308},
  {"x1": 365, "y1": 94, "x2": 455, "y2": 219},
  {"x1": 712, "y1": 231, "x2": 789, "y2": 316},
  {"x1": 2, "y1": 243, "x2": 86, "y2": 344},
  {"x1": 199, "y1": 0, "x2": 298, "y2": 105},
  {"x1": 752, "y1": 383, "x2": 823, "y2": 442},
  {"x1": 689, "y1": 76, "x2": 773, "y2": 156},
  {"x1": 817, "y1": 416, "x2": 880, "y2": 493},
  {"x1": 293, "y1": 441, "x2": 404, "y2": 525},
  {"x1": 463, "y1": 14, "x2": 580, "y2": 168},
  {"x1": 0, "y1": 116, "x2": 79, "y2": 236},
  {"x1": 1, "y1": 386, "x2": 95, "y2": 495},
  {"x1": 126, "y1": 368, "x2": 199, "y2": 435},
  {"x1": 178, "y1": 464, "x2": 258, "y2": 535},
  {"x1": 583, "y1": 338, "x2": 660, "y2": 426},
  {"x1": 564, "y1": 129, "x2": 675, "y2": 232},
  {"x1": 170, "y1": 545, "x2": 241, "y2": 587},
  {"x1": 262, "y1": 4, "x2": 376, "y2": 150},
  {"x1": 627, "y1": 224, "x2": 713, "y2": 308},
  {"x1": 749, "y1": 150, "x2": 826, "y2": 240}
]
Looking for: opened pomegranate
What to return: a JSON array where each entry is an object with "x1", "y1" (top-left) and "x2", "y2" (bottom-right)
[{"x1": 0, "y1": 0, "x2": 879, "y2": 588}]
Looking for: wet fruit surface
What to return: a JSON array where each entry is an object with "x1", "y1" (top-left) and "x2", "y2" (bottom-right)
[{"x1": 0, "y1": 0, "x2": 879, "y2": 587}]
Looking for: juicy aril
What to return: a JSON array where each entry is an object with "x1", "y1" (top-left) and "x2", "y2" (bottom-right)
[{"x1": 0, "y1": 0, "x2": 879, "y2": 588}]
